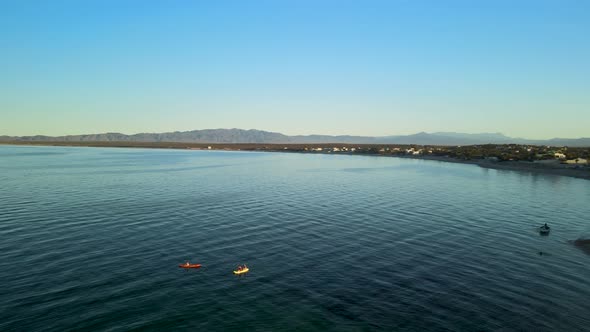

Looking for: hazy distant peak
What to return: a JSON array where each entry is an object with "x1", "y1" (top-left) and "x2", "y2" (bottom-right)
[
  {"x1": 1, "y1": 129, "x2": 589, "y2": 147},
  {"x1": 431, "y1": 132, "x2": 510, "y2": 139}
]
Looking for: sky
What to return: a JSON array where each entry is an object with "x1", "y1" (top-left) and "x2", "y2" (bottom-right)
[{"x1": 1, "y1": 0, "x2": 589, "y2": 139}]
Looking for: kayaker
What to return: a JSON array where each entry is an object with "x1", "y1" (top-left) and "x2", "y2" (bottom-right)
[{"x1": 186, "y1": 261, "x2": 190, "y2": 266}]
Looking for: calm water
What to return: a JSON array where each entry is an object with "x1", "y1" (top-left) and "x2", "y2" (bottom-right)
[{"x1": 1, "y1": 145, "x2": 590, "y2": 331}]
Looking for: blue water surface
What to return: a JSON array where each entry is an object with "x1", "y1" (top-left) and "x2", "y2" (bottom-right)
[{"x1": 1, "y1": 145, "x2": 589, "y2": 331}]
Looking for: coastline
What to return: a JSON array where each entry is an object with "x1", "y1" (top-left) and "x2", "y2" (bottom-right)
[
  {"x1": 394, "y1": 155, "x2": 590, "y2": 180},
  {"x1": 2, "y1": 141, "x2": 589, "y2": 181}
]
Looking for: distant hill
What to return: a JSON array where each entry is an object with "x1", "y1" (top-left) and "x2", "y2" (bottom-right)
[{"x1": 1, "y1": 129, "x2": 589, "y2": 147}]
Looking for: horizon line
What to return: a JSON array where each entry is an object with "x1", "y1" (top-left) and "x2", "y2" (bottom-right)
[{"x1": 1, "y1": 128, "x2": 588, "y2": 141}]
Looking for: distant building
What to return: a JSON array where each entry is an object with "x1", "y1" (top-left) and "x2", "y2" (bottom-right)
[{"x1": 554, "y1": 152, "x2": 566, "y2": 159}]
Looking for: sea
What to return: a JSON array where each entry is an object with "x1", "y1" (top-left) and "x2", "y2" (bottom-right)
[{"x1": 1, "y1": 145, "x2": 589, "y2": 331}]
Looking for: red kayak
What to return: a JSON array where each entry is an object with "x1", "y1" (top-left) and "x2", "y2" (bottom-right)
[{"x1": 179, "y1": 263, "x2": 202, "y2": 269}]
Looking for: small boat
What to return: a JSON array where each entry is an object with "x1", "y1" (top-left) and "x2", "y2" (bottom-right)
[
  {"x1": 539, "y1": 224, "x2": 550, "y2": 235},
  {"x1": 179, "y1": 263, "x2": 202, "y2": 269},
  {"x1": 233, "y1": 266, "x2": 249, "y2": 275}
]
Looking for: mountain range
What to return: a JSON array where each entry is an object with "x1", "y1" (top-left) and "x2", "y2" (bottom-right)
[{"x1": 1, "y1": 129, "x2": 589, "y2": 147}]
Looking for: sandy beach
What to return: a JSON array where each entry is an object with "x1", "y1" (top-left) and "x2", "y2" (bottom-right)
[{"x1": 394, "y1": 155, "x2": 590, "y2": 180}]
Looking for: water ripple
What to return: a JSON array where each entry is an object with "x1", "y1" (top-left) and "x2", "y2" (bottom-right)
[{"x1": 1, "y1": 146, "x2": 589, "y2": 331}]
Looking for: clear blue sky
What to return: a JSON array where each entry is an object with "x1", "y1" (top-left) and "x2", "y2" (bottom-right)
[{"x1": 1, "y1": 0, "x2": 588, "y2": 138}]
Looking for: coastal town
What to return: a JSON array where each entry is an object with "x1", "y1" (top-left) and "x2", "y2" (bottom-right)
[
  {"x1": 269, "y1": 144, "x2": 589, "y2": 165},
  {"x1": 220, "y1": 143, "x2": 590, "y2": 167},
  {"x1": 238, "y1": 143, "x2": 590, "y2": 180}
]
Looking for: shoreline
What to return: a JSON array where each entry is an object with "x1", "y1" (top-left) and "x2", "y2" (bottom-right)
[
  {"x1": 2, "y1": 141, "x2": 589, "y2": 181},
  {"x1": 395, "y1": 155, "x2": 590, "y2": 180}
]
